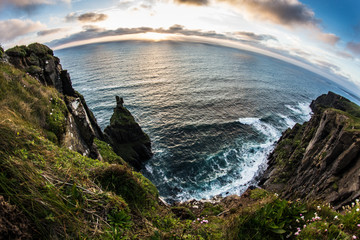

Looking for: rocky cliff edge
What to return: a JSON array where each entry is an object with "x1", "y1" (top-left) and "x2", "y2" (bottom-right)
[
  {"x1": 260, "y1": 91, "x2": 360, "y2": 209},
  {"x1": 3, "y1": 43, "x2": 152, "y2": 168}
]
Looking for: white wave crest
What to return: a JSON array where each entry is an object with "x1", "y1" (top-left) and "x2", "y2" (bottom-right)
[
  {"x1": 278, "y1": 114, "x2": 296, "y2": 129},
  {"x1": 286, "y1": 102, "x2": 312, "y2": 121},
  {"x1": 239, "y1": 117, "x2": 280, "y2": 140}
]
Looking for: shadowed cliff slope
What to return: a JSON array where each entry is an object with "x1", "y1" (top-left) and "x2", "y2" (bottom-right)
[
  {"x1": 260, "y1": 91, "x2": 360, "y2": 209},
  {"x1": 104, "y1": 96, "x2": 152, "y2": 170}
]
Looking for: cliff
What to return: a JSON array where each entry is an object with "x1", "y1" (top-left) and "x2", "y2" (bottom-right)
[
  {"x1": 1, "y1": 44, "x2": 360, "y2": 239},
  {"x1": 260, "y1": 91, "x2": 360, "y2": 209},
  {"x1": 3, "y1": 43, "x2": 152, "y2": 168},
  {"x1": 4, "y1": 43, "x2": 103, "y2": 159}
]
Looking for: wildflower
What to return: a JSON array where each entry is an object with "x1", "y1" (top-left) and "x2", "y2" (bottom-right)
[
  {"x1": 334, "y1": 215, "x2": 338, "y2": 220},
  {"x1": 317, "y1": 206, "x2": 321, "y2": 210},
  {"x1": 303, "y1": 225, "x2": 307, "y2": 228},
  {"x1": 325, "y1": 229, "x2": 328, "y2": 232},
  {"x1": 295, "y1": 232, "x2": 299, "y2": 236},
  {"x1": 357, "y1": 224, "x2": 360, "y2": 228},
  {"x1": 357, "y1": 208, "x2": 359, "y2": 212},
  {"x1": 356, "y1": 199, "x2": 359, "y2": 203},
  {"x1": 274, "y1": 193, "x2": 279, "y2": 197},
  {"x1": 352, "y1": 202, "x2": 355, "y2": 207},
  {"x1": 353, "y1": 236, "x2": 357, "y2": 239}
]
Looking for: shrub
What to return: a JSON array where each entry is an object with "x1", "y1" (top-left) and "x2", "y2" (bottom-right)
[
  {"x1": 93, "y1": 165, "x2": 158, "y2": 210},
  {"x1": 230, "y1": 198, "x2": 307, "y2": 239},
  {"x1": 94, "y1": 138, "x2": 127, "y2": 165},
  {"x1": 28, "y1": 43, "x2": 53, "y2": 56},
  {"x1": 26, "y1": 65, "x2": 42, "y2": 75},
  {"x1": 0, "y1": 45, "x2": 4, "y2": 58},
  {"x1": 6, "y1": 45, "x2": 28, "y2": 57},
  {"x1": 46, "y1": 97, "x2": 67, "y2": 142}
]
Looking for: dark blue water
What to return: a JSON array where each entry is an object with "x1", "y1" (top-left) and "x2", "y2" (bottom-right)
[{"x1": 56, "y1": 41, "x2": 359, "y2": 202}]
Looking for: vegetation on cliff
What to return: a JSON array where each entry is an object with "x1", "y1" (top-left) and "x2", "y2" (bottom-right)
[{"x1": 1, "y1": 44, "x2": 360, "y2": 239}]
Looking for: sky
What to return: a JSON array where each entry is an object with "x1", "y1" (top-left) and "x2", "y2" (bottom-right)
[{"x1": 0, "y1": 0, "x2": 360, "y2": 94}]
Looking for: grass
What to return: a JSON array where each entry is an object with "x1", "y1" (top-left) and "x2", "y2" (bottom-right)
[
  {"x1": 94, "y1": 138, "x2": 128, "y2": 165},
  {"x1": 5, "y1": 45, "x2": 28, "y2": 57},
  {"x1": 227, "y1": 191, "x2": 360, "y2": 240},
  {"x1": 0, "y1": 61, "x2": 161, "y2": 239}
]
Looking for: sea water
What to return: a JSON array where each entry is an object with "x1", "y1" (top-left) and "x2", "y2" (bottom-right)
[{"x1": 56, "y1": 41, "x2": 359, "y2": 203}]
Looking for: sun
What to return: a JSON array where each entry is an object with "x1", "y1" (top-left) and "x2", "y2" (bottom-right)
[{"x1": 140, "y1": 32, "x2": 170, "y2": 41}]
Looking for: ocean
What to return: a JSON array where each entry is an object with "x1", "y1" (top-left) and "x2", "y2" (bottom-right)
[{"x1": 56, "y1": 40, "x2": 358, "y2": 203}]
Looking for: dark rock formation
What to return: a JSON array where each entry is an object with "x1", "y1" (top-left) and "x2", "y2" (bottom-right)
[
  {"x1": 5, "y1": 43, "x2": 103, "y2": 159},
  {"x1": 260, "y1": 91, "x2": 360, "y2": 209},
  {"x1": 104, "y1": 96, "x2": 152, "y2": 170}
]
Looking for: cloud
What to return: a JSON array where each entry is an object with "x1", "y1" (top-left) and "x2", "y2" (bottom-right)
[
  {"x1": 48, "y1": 24, "x2": 277, "y2": 48},
  {"x1": 336, "y1": 50, "x2": 353, "y2": 59},
  {"x1": 316, "y1": 60, "x2": 341, "y2": 72},
  {"x1": 315, "y1": 32, "x2": 339, "y2": 46},
  {"x1": 233, "y1": 31, "x2": 277, "y2": 41},
  {"x1": 37, "y1": 28, "x2": 65, "y2": 36},
  {"x1": 0, "y1": 0, "x2": 49, "y2": 7},
  {"x1": 65, "y1": 12, "x2": 108, "y2": 23},
  {"x1": 0, "y1": 19, "x2": 45, "y2": 43},
  {"x1": 174, "y1": 0, "x2": 209, "y2": 6},
  {"x1": 78, "y1": 13, "x2": 108, "y2": 22},
  {"x1": 174, "y1": 0, "x2": 339, "y2": 46},
  {"x1": 346, "y1": 42, "x2": 360, "y2": 56},
  {"x1": 0, "y1": 0, "x2": 70, "y2": 12},
  {"x1": 65, "y1": 12, "x2": 77, "y2": 22},
  {"x1": 174, "y1": 0, "x2": 319, "y2": 27}
]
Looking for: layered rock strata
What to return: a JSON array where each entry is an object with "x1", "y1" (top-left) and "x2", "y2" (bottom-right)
[{"x1": 260, "y1": 92, "x2": 360, "y2": 209}]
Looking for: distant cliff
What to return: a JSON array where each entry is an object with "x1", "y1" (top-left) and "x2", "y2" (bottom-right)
[{"x1": 260, "y1": 91, "x2": 360, "y2": 209}]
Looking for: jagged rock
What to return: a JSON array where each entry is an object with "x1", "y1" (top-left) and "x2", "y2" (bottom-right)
[
  {"x1": 104, "y1": 96, "x2": 152, "y2": 169},
  {"x1": 260, "y1": 91, "x2": 360, "y2": 209},
  {"x1": 5, "y1": 43, "x2": 103, "y2": 160}
]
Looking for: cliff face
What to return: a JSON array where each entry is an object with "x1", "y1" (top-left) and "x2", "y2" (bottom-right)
[
  {"x1": 4, "y1": 43, "x2": 152, "y2": 167},
  {"x1": 104, "y1": 96, "x2": 153, "y2": 170},
  {"x1": 5, "y1": 43, "x2": 103, "y2": 159},
  {"x1": 260, "y1": 92, "x2": 360, "y2": 209}
]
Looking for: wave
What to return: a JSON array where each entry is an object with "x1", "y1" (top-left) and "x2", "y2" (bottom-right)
[
  {"x1": 239, "y1": 117, "x2": 280, "y2": 140},
  {"x1": 286, "y1": 102, "x2": 312, "y2": 121}
]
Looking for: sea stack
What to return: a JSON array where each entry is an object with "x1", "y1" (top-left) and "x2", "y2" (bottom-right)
[{"x1": 104, "y1": 96, "x2": 153, "y2": 170}]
